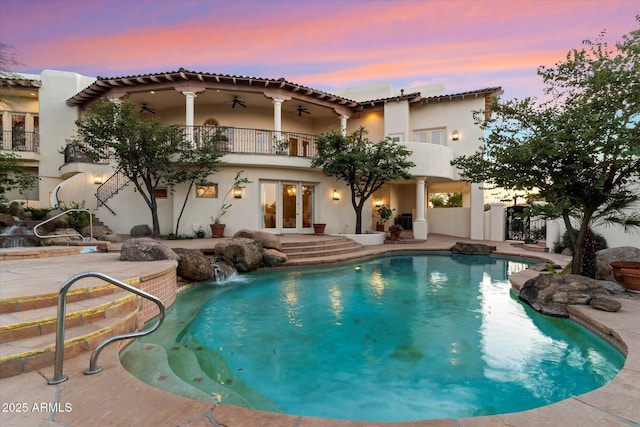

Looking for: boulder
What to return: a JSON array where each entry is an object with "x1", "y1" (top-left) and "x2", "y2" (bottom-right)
[
  {"x1": 130, "y1": 224, "x2": 152, "y2": 238},
  {"x1": 119, "y1": 237, "x2": 179, "y2": 261},
  {"x1": 214, "y1": 237, "x2": 263, "y2": 272},
  {"x1": 80, "y1": 224, "x2": 112, "y2": 239},
  {"x1": 0, "y1": 213, "x2": 15, "y2": 227},
  {"x1": 262, "y1": 248, "x2": 288, "y2": 266},
  {"x1": 233, "y1": 229, "x2": 282, "y2": 250},
  {"x1": 519, "y1": 273, "x2": 612, "y2": 317},
  {"x1": 596, "y1": 246, "x2": 640, "y2": 281},
  {"x1": 98, "y1": 233, "x2": 122, "y2": 243},
  {"x1": 450, "y1": 242, "x2": 496, "y2": 255},
  {"x1": 41, "y1": 228, "x2": 82, "y2": 245},
  {"x1": 41, "y1": 209, "x2": 69, "y2": 232},
  {"x1": 589, "y1": 296, "x2": 621, "y2": 312},
  {"x1": 173, "y1": 248, "x2": 214, "y2": 282},
  {"x1": 7, "y1": 202, "x2": 27, "y2": 220}
]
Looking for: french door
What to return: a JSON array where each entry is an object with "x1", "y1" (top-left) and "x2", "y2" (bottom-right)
[{"x1": 261, "y1": 181, "x2": 315, "y2": 233}]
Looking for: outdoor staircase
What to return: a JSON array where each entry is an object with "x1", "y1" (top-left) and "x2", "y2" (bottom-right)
[
  {"x1": 511, "y1": 240, "x2": 549, "y2": 253},
  {"x1": 281, "y1": 236, "x2": 363, "y2": 263},
  {"x1": 0, "y1": 284, "x2": 140, "y2": 379}
]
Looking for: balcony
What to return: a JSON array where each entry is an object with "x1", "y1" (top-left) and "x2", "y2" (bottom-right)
[
  {"x1": 189, "y1": 126, "x2": 319, "y2": 159},
  {"x1": 1, "y1": 130, "x2": 39, "y2": 153}
]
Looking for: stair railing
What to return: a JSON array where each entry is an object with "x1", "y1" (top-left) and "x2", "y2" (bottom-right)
[
  {"x1": 33, "y1": 209, "x2": 93, "y2": 242},
  {"x1": 96, "y1": 168, "x2": 130, "y2": 215},
  {"x1": 48, "y1": 271, "x2": 165, "y2": 385}
]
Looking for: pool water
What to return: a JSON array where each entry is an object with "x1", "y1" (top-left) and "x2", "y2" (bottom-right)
[{"x1": 122, "y1": 254, "x2": 624, "y2": 422}]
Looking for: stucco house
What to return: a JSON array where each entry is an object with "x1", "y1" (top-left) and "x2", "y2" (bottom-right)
[{"x1": 2, "y1": 68, "x2": 502, "y2": 240}]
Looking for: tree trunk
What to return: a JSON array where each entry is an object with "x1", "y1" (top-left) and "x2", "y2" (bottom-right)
[{"x1": 175, "y1": 180, "x2": 195, "y2": 235}]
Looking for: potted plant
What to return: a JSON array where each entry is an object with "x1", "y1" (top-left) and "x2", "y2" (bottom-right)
[
  {"x1": 620, "y1": 268, "x2": 640, "y2": 292},
  {"x1": 376, "y1": 204, "x2": 394, "y2": 231},
  {"x1": 210, "y1": 171, "x2": 252, "y2": 238},
  {"x1": 389, "y1": 224, "x2": 403, "y2": 240}
]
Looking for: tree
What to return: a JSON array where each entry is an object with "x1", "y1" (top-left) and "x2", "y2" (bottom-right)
[
  {"x1": 0, "y1": 151, "x2": 36, "y2": 200},
  {"x1": 312, "y1": 127, "x2": 415, "y2": 234},
  {"x1": 1, "y1": 43, "x2": 23, "y2": 107},
  {"x1": 451, "y1": 20, "x2": 640, "y2": 276},
  {"x1": 165, "y1": 127, "x2": 225, "y2": 235},
  {"x1": 72, "y1": 100, "x2": 221, "y2": 237}
]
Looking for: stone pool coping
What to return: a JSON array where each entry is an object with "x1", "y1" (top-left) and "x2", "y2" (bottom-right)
[{"x1": 0, "y1": 235, "x2": 638, "y2": 426}]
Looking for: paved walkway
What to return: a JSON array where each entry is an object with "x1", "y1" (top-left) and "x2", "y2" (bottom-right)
[{"x1": 0, "y1": 235, "x2": 638, "y2": 426}]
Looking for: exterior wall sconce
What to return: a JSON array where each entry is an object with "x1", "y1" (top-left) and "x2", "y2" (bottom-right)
[
  {"x1": 233, "y1": 186, "x2": 243, "y2": 198},
  {"x1": 94, "y1": 174, "x2": 103, "y2": 185},
  {"x1": 451, "y1": 130, "x2": 460, "y2": 141},
  {"x1": 332, "y1": 189, "x2": 340, "y2": 200},
  {"x1": 375, "y1": 199, "x2": 382, "y2": 207}
]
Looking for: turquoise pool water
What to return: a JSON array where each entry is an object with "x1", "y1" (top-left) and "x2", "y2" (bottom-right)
[{"x1": 122, "y1": 254, "x2": 624, "y2": 422}]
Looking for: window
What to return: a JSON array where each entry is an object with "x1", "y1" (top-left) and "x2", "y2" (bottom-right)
[
  {"x1": 196, "y1": 183, "x2": 218, "y2": 198},
  {"x1": 153, "y1": 188, "x2": 168, "y2": 198},
  {"x1": 388, "y1": 133, "x2": 403, "y2": 143},
  {"x1": 413, "y1": 128, "x2": 446, "y2": 145}
]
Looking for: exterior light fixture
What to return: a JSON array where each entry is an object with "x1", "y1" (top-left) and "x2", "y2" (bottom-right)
[
  {"x1": 94, "y1": 174, "x2": 103, "y2": 185},
  {"x1": 375, "y1": 199, "x2": 382, "y2": 207},
  {"x1": 452, "y1": 130, "x2": 460, "y2": 141},
  {"x1": 233, "y1": 186, "x2": 243, "y2": 198},
  {"x1": 332, "y1": 189, "x2": 340, "y2": 200}
]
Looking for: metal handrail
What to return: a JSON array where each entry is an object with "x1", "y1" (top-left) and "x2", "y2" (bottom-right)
[
  {"x1": 33, "y1": 208, "x2": 93, "y2": 241},
  {"x1": 48, "y1": 271, "x2": 166, "y2": 384}
]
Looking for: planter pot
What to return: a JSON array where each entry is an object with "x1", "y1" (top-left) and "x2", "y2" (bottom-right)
[
  {"x1": 376, "y1": 224, "x2": 385, "y2": 232},
  {"x1": 196, "y1": 230, "x2": 205, "y2": 238},
  {"x1": 390, "y1": 231, "x2": 401, "y2": 240},
  {"x1": 210, "y1": 223, "x2": 225, "y2": 238},
  {"x1": 620, "y1": 268, "x2": 640, "y2": 293},
  {"x1": 610, "y1": 261, "x2": 640, "y2": 282},
  {"x1": 313, "y1": 223, "x2": 326, "y2": 235}
]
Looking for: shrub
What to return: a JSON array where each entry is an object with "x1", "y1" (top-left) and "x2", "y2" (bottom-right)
[
  {"x1": 553, "y1": 228, "x2": 607, "y2": 254},
  {"x1": 60, "y1": 201, "x2": 90, "y2": 229},
  {"x1": 24, "y1": 207, "x2": 52, "y2": 220}
]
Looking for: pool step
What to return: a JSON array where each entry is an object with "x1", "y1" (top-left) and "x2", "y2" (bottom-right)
[
  {"x1": 282, "y1": 236, "x2": 363, "y2": 260},
  {"x1": 0, "y1": 285, "x2": 140, "y2": 379}
]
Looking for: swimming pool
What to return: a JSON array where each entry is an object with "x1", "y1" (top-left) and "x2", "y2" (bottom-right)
[{"x1": 121, "y1": 254, "x2": 624, "y2": 422}]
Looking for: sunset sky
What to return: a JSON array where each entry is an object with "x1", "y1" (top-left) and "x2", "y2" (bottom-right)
[{"x1": 1, "y1": 0, "x2": 637, "y2": 101}]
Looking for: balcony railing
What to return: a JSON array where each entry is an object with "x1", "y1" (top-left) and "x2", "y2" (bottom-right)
[
  {"x1": 63, "y1": 126, "x2": 320, "y2": 165},
  {"x1": 188, "y1": 126, "x2": 319, "y2": 159},
  {"x1": 64, "y1": 143, "x2": 109, "y2": 164},
  {"x1": 2, "y1": 130, "x2": 39, "y2": 153}
]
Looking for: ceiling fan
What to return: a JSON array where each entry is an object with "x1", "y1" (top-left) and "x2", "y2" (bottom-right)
[
  {"x1": 140, "y1": 103, "x2": 156, "y2": 114},
  {"x1": 297, "y1": 105, "x2": 310, "y2": 116},
  {"x1": 231, "y1": 96, "x2": 246, "y2": 108}
]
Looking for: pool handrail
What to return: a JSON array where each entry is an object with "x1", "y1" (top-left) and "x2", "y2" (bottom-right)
[
  {"x1": 47, "y1": 271, "x2": 165, "y2": 385},
  {"x1": 33, "y1": 208, "x2": 93, "y2": 242}
]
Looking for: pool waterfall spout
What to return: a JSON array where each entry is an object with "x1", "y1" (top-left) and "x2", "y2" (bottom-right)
[{"x1": 0, "y1": 224, "x2": 41, "y2": 248}]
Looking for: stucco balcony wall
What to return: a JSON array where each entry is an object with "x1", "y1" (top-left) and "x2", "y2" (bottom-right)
[{"x1": 401, "y1": 142, "x2": 456, "y2": 180}]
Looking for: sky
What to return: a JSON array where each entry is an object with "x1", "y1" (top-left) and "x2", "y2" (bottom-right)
[{"x1": 0, "y1": 0, "x2": 637, "y2": 101}]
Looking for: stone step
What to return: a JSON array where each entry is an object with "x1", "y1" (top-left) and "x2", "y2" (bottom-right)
[
  {"x1": 0, "y1": 292, "x2": 136, "y2": 342},
  {"x1": 522, "y1": 243, "x2": 549, "y2": 253},
  {"x1": 281, "y1": 236, "x2": 363, "y2": 261},
  {"x1": 0, "y1": 309, "x2": 138, "y2": 379},
  {"x1": 0, "y1": 283, "x2": 121, "y2": 314}
]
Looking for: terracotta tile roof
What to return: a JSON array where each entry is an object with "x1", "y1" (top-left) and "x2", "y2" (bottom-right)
[
  {"x1": 0, "y1": 74, "x2": 42, "y2": 89},
  {"x1": 66, "y1": 68, "x2": 360, "y2": 108}
]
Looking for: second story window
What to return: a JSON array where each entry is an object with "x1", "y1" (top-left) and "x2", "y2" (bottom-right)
[{"x1": 414, "y1": 128, "x2": 446, "y2": 145}]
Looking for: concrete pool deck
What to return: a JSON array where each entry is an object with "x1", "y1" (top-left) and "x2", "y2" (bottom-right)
[{"x1": 0, "y1": 234, "x2": 638, "y2": 426}]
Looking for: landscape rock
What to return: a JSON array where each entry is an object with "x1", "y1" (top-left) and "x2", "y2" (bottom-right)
[
  {"x1": 41, "y1": 228, "x2": 82, "y2": 245},
  {"x1": 0, "y1": 213, "x2": 15, "y2": 227},
  {"x1": 262, "y1": 248, "x2": 287, "y2": 266},
  {"x1": 80, "y1": 224, "x2": 112, "y2": 239},
  {"x1": 7, "y1": 202, "x2": 27, "y2": 220},
  {"x1": 589, "y1": 296, "x2": 621, "y2": 312},
  {"x1": 233, "y1": 229, "x2": 282, "y2": 250},
  {"x1": 173, "y1": 248, "x2": 214, "y2": 282},
  {"x1": 41, "y1": 209, "x2": 69, "y2": 232},
  {"x1": 596, "y1": 246, "x2": 640, "y2": 281},
  {"x1": 519, "y1": 273, "x2": 610, "y2": 317},
  {"x1": 130, "y1": 224, "x2": 152, "y2": 238},
  {"x1": 119, "y1": 237, "x2": 179, "y2": 261},
  {"x1": 214, "y1": 237, "x2": 263, "y2": 272},
  {"x1": 450, "y1": 242, "x2": 496, "y2": 255},
  {"x1": 98, "y1": 233, "x2": 122, "y2": 243}
]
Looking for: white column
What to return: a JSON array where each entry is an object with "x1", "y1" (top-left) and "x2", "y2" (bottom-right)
[
  {"x1": 340, "y1": 115, "x2": 349, "y2": 136},
  {"x1": 183, "y1": 91, "x2": 196, "y2": 143},
  {"x1": 273, "y1": 98, "x2": 283, "y2": 132},
  {"x1": 413, "y1": 177, "x2": 428, "y2": 240}
]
